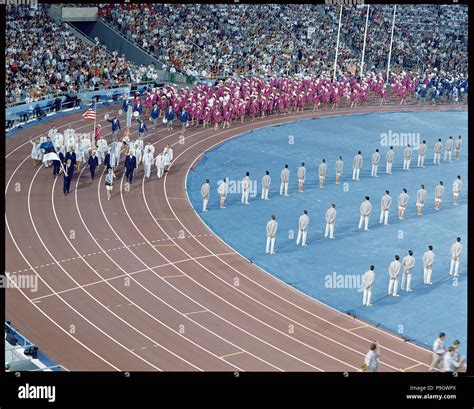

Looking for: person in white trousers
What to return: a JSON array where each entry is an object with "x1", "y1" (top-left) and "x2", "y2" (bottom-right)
[
  {"x1": 423, "y1": 245, "x2": 435, "y2": 285},
  {"x1": 452, "y1": 175, "x2": 462, "y2": 205},
  {"x1": 201, "y1": 179, "x2": 210, "y2": 212},
  {"x1": 401, "y1": 250, "x2": 415, "y2": 292},
  {"x1": 325, "y1": 204, "x2": 337, "y2": 239},
  {"x1": 429, "y1": 332, "x2": 446, "y2": 372},
  {"x1": 142, "y1": 148, "x2": 154, "y2": 178},
  {"x1": 371, "y1": 149, "x2": 380, "y2": 177},
  {"x1": 434, "y1": 138, "x2": 443, "y2": 165},
  {"x1": 385, "y1": 146, "x2": 394, "y2": 174},
  {"x1": 362, "y1": 265, "x2": 375, "y2": 307},
  {"x1": 241, "y1": 172, "x2": 251, "y2": 204},
  {"x1": 434, "y1": 181, "x2": 445, "y2": 210},
  {"x1": 155, "y1": 151, "x2": 165, "y2": 179},
  {"x1": 335, "y1": 156, "x2": 343, "y2": 184},
  {"x1": 296, "y1": 210, "x2": 309, "y2": 247},
  {"x1": 388, "y1": 255, "x2": 401, "y2": 296},
  {"x1": 297, "y1": 162, "x2": 306, "y2": 192},
  {"x1": 444, "y1": 136, "x2": 453, "y2": 162},
  {"x1": 379, "y1": 190, "x2": 392, "y2": 225},
  {"x1": 454, "y1": 135, "x2": 462, "y2": 160},
  {"x1": 358, "y1": 196, "x2": 372, "y2": 231},
  {"x1": 364, "y1": 342, "x2": 380, "y2": 372},
  {"x1": 352, "y1": 151, "x2": 363, "y2": 180},
  {"x1": 403, "y1": 144, "x2": 413, "y2": 170},
  {"x1": 449, "y1": 237, "x2": 462, "y2": 277},
  {"x1": 319, "y1": 159, "x2": 327, "y2": 188},
  {"x1": 416, "y1": 184, "x2": 427, "y2": 216},
  {"x1": 280, "y1": 165, "x2": 290, "y2": 196},
  {"x1": 418, "y1": 140, "x2": 427, "y2": 168},
  {"x1": 266, "y1": 215, "x2": 278, "y2": 254},
  {"x1": 261, "y1": 170, "x2": 271, "y2": 200},
  {"x1": 398, "y1": 188, "x2": 409, "y2": 220},
  {"x1": 218, "y1": 177, "x2": 228, "y2": 208}
]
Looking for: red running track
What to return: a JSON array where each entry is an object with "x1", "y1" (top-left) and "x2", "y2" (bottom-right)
[{"x1": 5, "y1": 102, "x2": 466, "y2": 371}]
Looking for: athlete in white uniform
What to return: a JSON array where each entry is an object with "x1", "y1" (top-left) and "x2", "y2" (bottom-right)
[
  {"x1": 280, "y1": 165, "x2": 290, "y2": 196},
  {"x1": 352, "y1": 151, "x2": 363, "y2": 180},
  {"x1": 261, "y1": 171, "x2": 271, "y2": 200},
  {"x1": 434, "y1": 181, "x2": 445, "y2": 210},
  {"x1": 325, "y1": 204, "x2": 336, "y2": 239},
  {"x1": 358, "y1": 196, "x2": 372, "y2": 231},
  {"x1": 454, "y1": 135, "x2": 462, "y2": 160},
  {"x1": 296, "y1": 210, "x2": 309, "y2": 247},
  {"x1": 418, "y1": 140, "x2": 427, "y2": 168},
  {"x1": 434, "y1": 138, "x2": 443, "y2": 165},
  {"x1": 297, "y1": 162, "x2": 306, "y2": 192},
  {"x1": 416, "y1": 184, "x2": 427, "y2": 216},
  {"x1": 201, "y1": 179, "x2": 210, "y2": 211},
  {"x1": 429, "y1": 333, "x2": 446, "y2": 372},
  {"x1": 362, "y1": 265, "x2": 375, "y2": 306},
  {"x1": 218, "y1": 177, "x2": 228, "y2": 208},
  {"x1": 423, "y1": 245, "x2": 435, "y2": 285},
  {"x1": 449, "y1": 237, "x2": 462, "y2": 277},
  {"x1": 452, "y1": 175, "x2": 462, "y2": 205},
  {"x1": 388, "y1": 255, "x2": 401, "y2": 296},
  {"x1": 96, "y1": 136, "x2": 108, "y2": 166},
  {"x1": 385, "y1": 146, "x2": 394, "y2": 174},
  {"x1": 241, "y1": 172, "x2": 251, "y2": 204},
  {"x1": 319, "y1": 159, "x2": 327, "y2": 188},
  {"x1": 335, "y1": 156, "x2": 343, "y2": 184},
  {"x1": 371, "y1": 149, "x2": 380, "y2": 177},
  {"x1": 379, "y1": 190, "x2": 392, "y2": 225},
  {"x1": 444, "y1": 136, "x2": 453, "y2": 162},
  {"x1": 398, "y1": 188, "x2": 409, "y2": 220},
  {"x1": 401, "y1": 250, "x2": 415, "y2": 292},
  {"x1": 142, "y1": 149, "x2": 154, "y2": 178},
  {"x1": 403, "y1": 144, "x2": 413, "y2": 170},
  {"x1": 266, "y1": 215, "x2": 278, "y2": 254},
  {"x1": 155, "y1": 152, "x2": 165, "y2": 179}
]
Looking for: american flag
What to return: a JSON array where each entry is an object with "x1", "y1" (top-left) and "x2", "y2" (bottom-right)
[{"x1": 82, "y1": 104, "x2": 96, "y2": 121}]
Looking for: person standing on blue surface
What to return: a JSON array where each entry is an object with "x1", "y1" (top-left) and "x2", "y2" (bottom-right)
[
  {"x1": 265, "y1": 215, "x2": 278, "y2": 255},
  {"x1": 423, "y1": 245, "x2": 435, "y2": 285},
  {"x1": 385, "y1": 146, "x2": 394, "y2": 174},
  {"x1": 358, "y1": 196, "x2": 372, "y2": 231},
  {"x1": 261, "y1": 171, "x2": 271, "y2": 200},
  {"x1": 449, "y1": 237, "x2": 462, "y2": 277},
  {"x1": 434, "y1": 181, "x2": 445, "y2": 210},
  {"x1": 417, "y1": 140, "x2": 427, "y2": 168},
  {"x1": 398, "y1": 188, "x2": 409, "y2": 220},
  {"x1": 452, "y1": 175, "x2": 462, "y2": 205},
  {"x1": 352, "y1": 151, "x2": 363, "y2": 180},
  {"x1": 296, "y1": 210, "x2": 309, "y2": 247},
  {"x1": 444, "y1": 136, "x2": 453, "y2": 162},
  {"x1": 379, "y1": 190, "x2": 391, "y2": 225},
  {"x1": 107, "y1": 116, "x2": 121, "y2": 138},
  {"x1": 319, "y1": 159, "x2": 327, "y2": 188},
  {"x1": 297, "y1": 162, "x2": 306, "y2": 192},
  {"x1": 454, "y1": 135, "x2": 462, "y2": 160},
  {"x1": 324, "y1": 204, "x2": 336, "y2": 239},
  {"x1": 180, "y1": 108, "x2": 189, "y2": 135},
  {"x1": 165, "y1": 105, "x2": 175, "y2": 131},
  {"x1": 280, "y1": 164, "x2": 290, "y2": 196},
  {"x1": 241, "y1": 171, "x2": 251, "y2": 204},
  {"x1": 434, "y1": 138, "x2": 443, "y2": 164},
  {"x1": 124, "y1": 151, "x2": 137, "y2": 184},
  {"x1": 416, "y1": 184, "x2": 427, "y2": 216},
  {"x1": 362, "y1": 265, "x2": 375, "y2": 307},
  {"x1": 201, "y1": 179, "x2": 210, "y2": 212},
  {"x1": 335, "y1": 156, "x2": 343, "y2": 184},
  {"x1": 371, "y1": 149, "x2": 380, "y2": 177},
  {"x1": 150, "y1": 104, "x2": 160, "y2": 128},
  {"x1": 63, "y1": 159, "x2": 74, "y2": 196},
  {"x1": 401, "y1": 249, "x2": 415, "y2": 292},
  {"x1": 88, "y1": 150, "x2": 99, "y2": 181},
  {"x1": 387, "y1": 255, "x2": 401, "y2": 297},
  {"x1": 403, "y1": 144, "x2": 413, "y2": 171}
]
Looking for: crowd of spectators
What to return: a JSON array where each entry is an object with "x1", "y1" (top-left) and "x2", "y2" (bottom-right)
[{"x1": 98, "y1": 3, "x2": 468, "y2": 79}]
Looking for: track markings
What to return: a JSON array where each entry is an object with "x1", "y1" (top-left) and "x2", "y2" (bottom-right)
[
  {"x1": 161, "y1": 274, "x2": 186, "y2": 279},
  {"x1": 220, "y1": 351, "x2": 246, "y2": 359},
  {"x1": 401, "y1": 363, "x2": 423, "y2": 372},
  {"x1": 347, "y1": 324, "x2": 369, "y2": 331},
  {"x1": 183, "y1": 310, "x2": 208, "y2": 316}
]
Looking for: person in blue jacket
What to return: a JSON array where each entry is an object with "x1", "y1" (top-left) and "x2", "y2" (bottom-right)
[
  {"x1": 165, "y1": 105, "x2": 175, "y2": 131},
  {"x1": 124, "y1": 151, "x2": 137, "y2": 184},
  {"x1": 137, "y1": 118, "x2": 148, "y2": 138},
  {"x1": 107, "y1": 116, "x2": 121, "y2": 137},
  {"x1": 88, "y1": 151, "x2": 99, "y2": 180},
  {"x1": 63, "y1": 159, "x2": 74, "y2": 196},
  {"x1": 150, "y1": 104, "x2": 160, "y2": 127},
  {"x1": 65, "y1": 147, "x2": 76, "y2": 168},
  {"x1": 179, "y1": 108, "x2": 189, "y2": 135}
]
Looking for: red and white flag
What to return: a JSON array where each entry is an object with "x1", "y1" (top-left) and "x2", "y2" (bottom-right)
[{"x1": 82, "y1": 104, "x2": 96, "y2": 121}]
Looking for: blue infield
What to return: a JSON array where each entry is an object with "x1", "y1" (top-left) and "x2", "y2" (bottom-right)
[{"x1": 187, "y1": 111, "x2": 468, "y2": 356}]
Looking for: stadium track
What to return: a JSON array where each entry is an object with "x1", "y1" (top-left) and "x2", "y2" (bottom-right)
[{"x1": 5, "y1": 101, "x2": 466, "y2": 371}]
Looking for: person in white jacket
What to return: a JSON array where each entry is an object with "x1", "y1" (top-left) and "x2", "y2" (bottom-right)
[
  {"x1": 423, "y1": 245, "x2": 435, "y2": 285},
  {"x1": 401, "y1": 250, "x2": 415, "y2": 292},
  {"x1": 297, "y1": 162, "x2": 306, "y2": 192},
  {"x1": 358, "y1": 196, "x2": 372, "y2": 231},
  {"x1": 371, "y1": 149, "x2": 380, "y2": 177},
  {"x1": 319, "y1": 159, "x2": 327, "y2": 188},
  {"x1": 403, "y1": 144, "x2": 413, "y2": 170},
  {"x1": 266, "y1": 215, "x2": 278, "y2": 254},
  {"x1": 452, "y1": 175, "x2": 462, "y2": 205},
  {"x1": 30, "y1": 139, "x2": 42, "y2": 167},
  {"x1": 454, "y1": 135, "x2": 462, "y2": 160},
  {"x1": 201, "y1": 179, "x2": 210, "y2": 211},
  {"x1": 352, "y1": 151, "x2": 363, "y2": 180},
  {"x1": 218, "y1": 177, "x2": 228, "y2": 208},
  {"x1": 241, "y1": 172, "x2": 251, "y2": 204},
  {"x1": 418, "y1": 140, "x2": 427, "y2": 168},
  {"x1": 398, "y1": 188, "x2": 409, "y2": 220},
  {"x1": 163, "y1": 144, "x2": 173, "y2": 172},
  {"x1": 335, "y1": 156, "x2": 343, "y2": 184},
  {"x1": 362, "y1": 265, "x2": 375, "y2": 306},
  {"x1": 364, "y1": 342, "x2": 380, "y2": 372},
  {"x1": 379, "y1": 190, "x2": 392, "y2": 225},
  {"x1": 434, "y1": 181, "x2": 445, "y2": 210},
  {"x1": 280, "y1": 165, "x2": 290, "y2": 196},
  {"x1": 385, "y1": 146, "x2": 394, "y2": 174},
  {"x1": 155, "y1": 152, "x2": 165, "y2": 179},
  {"x1": 444, "y1": 136, "x2": 453, "y2": 162},
  {"x1": 142, "y1": 148, "x2": 154, "y2": 178},
  {"x1": 434, "y1": 138, "x2": 443, "y2": 165},
  {"x1": 449, "y1": 237, "x2": 462, "y2": 277},
  {"x1": 96, "y1": 136, "x2": 108, "y2": 166},
  {"x1": 296, "y1": 210, "x2": 309, "y2": 247},
  {"x1": 416, "y1": 184, "x2": 427, "y2": 216},
  {"x1": 261, "y1": 170, "x2": 271, "y2": 200},
  {"x1": 388, "y1": 255, "x2": 401, "y2": 296},
  {"x1": 325, "y1": 204, "x2": 337, "y2": 239}
]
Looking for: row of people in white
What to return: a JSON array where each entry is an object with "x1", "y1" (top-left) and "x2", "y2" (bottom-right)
[
  {"x1": 429, "y1": 333, "x2": 464, "y2": 372},
  {"x1": 363, "y1": 238, "x2": 462, "y2": 307}
]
